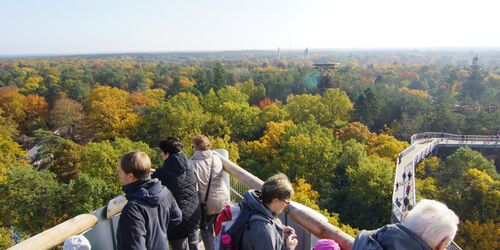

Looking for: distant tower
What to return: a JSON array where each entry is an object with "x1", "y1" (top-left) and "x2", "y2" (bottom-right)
[
  {"x1": 313, "y1": 62, "x2": 341, "y2": 91},
  {"x1": 277, "y1": 47, "x2": 280, "y2": 60},
  {"x1": 304, "y1": 47, "x2": 309, "y2": 58}
]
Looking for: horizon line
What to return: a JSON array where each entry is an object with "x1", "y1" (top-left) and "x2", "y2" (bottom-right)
[{"x1": 1, "y1": 46, "x2": 500, "y2": 59}]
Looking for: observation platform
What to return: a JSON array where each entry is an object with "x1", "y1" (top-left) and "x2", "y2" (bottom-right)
[{"x1": 12, "y1": 132, "x2": 495, "y2": 250}]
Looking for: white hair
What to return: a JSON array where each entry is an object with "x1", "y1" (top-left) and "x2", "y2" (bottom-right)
[{"x1": 404, "y1": 199, "x2": 459, "y2": 248}]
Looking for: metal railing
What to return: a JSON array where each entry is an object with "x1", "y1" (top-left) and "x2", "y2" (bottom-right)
[{"x1": 393, "y1": 132, "x2": 500, "y2": 250}]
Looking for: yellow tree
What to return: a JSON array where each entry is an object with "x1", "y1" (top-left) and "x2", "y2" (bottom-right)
[
  {"x1": 24, "y1": 94, "x2": 48, "y2": 121},
  {"x1": 82, "y1": 86, "x2": 140, "y2": 141},
  {"x1": 366, "y1": 133, "x2": 409, "y2": 161},
  {"x1": 455, "y1": 220, "x2": 500, "y2": 250},
  {"x1": 0, "y1": 86, "x2": 26, "y2": 124},
  {"x1": 336, "y1": 122, "x2": 375, "y2": 144}
]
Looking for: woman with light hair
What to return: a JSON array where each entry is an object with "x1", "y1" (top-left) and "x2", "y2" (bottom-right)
[
  {"x1": 189, "y1": 135, "x2": 230, "y2": 250},
  {"x1": 353, "y1": 199, "x2": 459, "y2": 250}
]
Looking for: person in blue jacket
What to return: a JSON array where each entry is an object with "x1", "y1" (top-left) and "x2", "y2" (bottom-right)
[{"x1": 116, "y1": 151, "x2": 182, "y2": 250}]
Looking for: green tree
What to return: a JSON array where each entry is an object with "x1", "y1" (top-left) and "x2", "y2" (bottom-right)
[
  {"x1": 139, "y1": 92, "x2": 209, "y2": 145},
  {"x1": 344, "y1": 156, "x2": 394, "y2": 228},
  {"x1": 79, "y1": 138, "x2": 159, "y2": 196},
  {"x1": 0, "y1": 168, "x2": 68, "y2": 235},
  {"x1": 67, "y1": 173, "x2": 114, "y2": 215},
  {"x1": 202, "y1": 87, "x2": 261, "y2": 140},
  {"x1": 354, "y1": 87, "x2": 381, "y2": 127},
  {"x1": 462, "y1": 57, "x2": 488, "y2": 101}
]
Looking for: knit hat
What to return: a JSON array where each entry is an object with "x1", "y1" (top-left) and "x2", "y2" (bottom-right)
[
  {"x1": 313, "y1": 239, "x2": 340, "y2": 250},
  {"x1": 63, "y1": 235, "x2": 91, "y2": 250}
]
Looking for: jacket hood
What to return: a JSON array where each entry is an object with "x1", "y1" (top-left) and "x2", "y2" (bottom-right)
[
  {"x1": 123, "y1": 178, "x2": 165, "y2": 206},
  {"x1": 243, "y1": 190, "x2": 274, "y2": 219},
  {"x1": 353, "y1": 223, "x2": 432, "y2": 250},
  {"x1": 164, "y1": 151, "x2": 190, "y2": 173},
  {"x1": 190, "y1": 150, "x2": 212, "y2": 161}
]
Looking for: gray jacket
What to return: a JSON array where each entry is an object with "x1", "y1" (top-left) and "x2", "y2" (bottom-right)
[
  {"x1": 241, "y1": 190, "x2": 291, "y2": 250},
  {"x1": 190, "y1": 150, "x2": 229, "y2": 215},
  {"x1": 353, "y1": 223, "x2": 433, "y2": 250}
]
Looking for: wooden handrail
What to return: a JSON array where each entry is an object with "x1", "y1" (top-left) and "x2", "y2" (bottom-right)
[{"x1": 8, "y1": 214, "x2": 98, "y2": 250}]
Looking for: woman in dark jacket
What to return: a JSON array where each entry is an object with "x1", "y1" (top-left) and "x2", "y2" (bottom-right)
[{"x1": 152, "y1": 137, "x2": 201, "y2": 250}]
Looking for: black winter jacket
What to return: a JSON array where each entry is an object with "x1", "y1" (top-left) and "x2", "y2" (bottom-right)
[
  {"x1": 353, "y1": 223, "x2": 433, "y2": 250},
  {"x1": 152, "y1": 151, "x2": 201, "y2": 240},
  {"x1": 116, "y1": 178, "x2": 182, "y2": 250}
]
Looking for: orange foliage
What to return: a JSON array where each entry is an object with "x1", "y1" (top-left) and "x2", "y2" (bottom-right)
[
  {"x1": 258, "y1": 97, "x2": 274, "y2": 110},
  {"x1": 24, "y1": 94, "x2": 48, "y2": 121}
]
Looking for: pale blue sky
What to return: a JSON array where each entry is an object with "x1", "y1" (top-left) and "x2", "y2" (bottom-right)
[{"x1": 0, "y1": 0, "x2": 499, "y2": 55}]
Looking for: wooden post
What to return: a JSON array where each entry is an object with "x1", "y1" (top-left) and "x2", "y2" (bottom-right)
[{"x1": 9, "y1": 214, "x2": 98, "y2": 250}]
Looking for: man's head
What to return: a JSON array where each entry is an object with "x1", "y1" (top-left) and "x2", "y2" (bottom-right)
[
  {"x1": 118, "y1": 151, "x2": 151, "y2": 185},
  {"x1": 261, "y1": 173, "x2": 294, "y2": 215},
  {"x1": 192, "y1": 135, "x2": 211, "y2": 151},
  {"x1": 404, "y1": 199, "x2": 459, "y2": 250},
  {"x1": 159, "y1": 137, "x2": 183, "y2": 160}
]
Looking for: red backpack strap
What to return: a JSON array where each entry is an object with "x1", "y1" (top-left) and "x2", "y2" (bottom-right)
[{"x1": 215, "y1": 205, "x2": 232, "y2": 236}]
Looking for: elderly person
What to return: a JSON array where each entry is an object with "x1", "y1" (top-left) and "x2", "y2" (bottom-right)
[
  {"x1": 353, "y1": 199, "x2": 459, "y2": 250},
  {"x1": 189, "y1": 135, "x2": 230, "y2": 250}
]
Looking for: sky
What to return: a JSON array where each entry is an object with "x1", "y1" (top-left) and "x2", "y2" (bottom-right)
[{"x1": 0, "y1": 0, "x2": 499, "y2": 55}]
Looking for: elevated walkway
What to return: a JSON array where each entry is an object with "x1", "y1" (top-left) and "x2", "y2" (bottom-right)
[{"x1": 392, "y1": 132, "x2": 500, "y2": 250}]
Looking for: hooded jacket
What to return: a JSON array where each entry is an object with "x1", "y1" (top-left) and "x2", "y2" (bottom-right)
[
  {"x1": 190, "y1": 150, "x2": 229, "y2": 215},
  {"x1": 240, "y1": 190, "x2": 291, "y2": 250},
  {"x1": 152, "y1": 151, "x2": 201, "y2": 240},
  {"x1": 353, "y1": 223, "x2": 433, "y2": 250},
  {"x1": 116, "y1": 178, "x2": 182, "y2": 250}
]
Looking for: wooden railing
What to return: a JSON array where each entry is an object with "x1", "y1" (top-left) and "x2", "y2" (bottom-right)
[{"x1": 10, "y1": 150, "x2": 354, "y2": 250}]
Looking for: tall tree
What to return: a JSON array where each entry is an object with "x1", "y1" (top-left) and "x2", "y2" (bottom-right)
[{"x1": 462, "y1": 57, "x2": 488, "y2": 101}]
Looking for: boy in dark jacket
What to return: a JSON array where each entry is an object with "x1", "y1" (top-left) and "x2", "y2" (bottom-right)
[
  {"x1": 152, "y1": 137, "x2": 201, "y2": 250},
  {"x1": 116, "y1": 151, "x2": 182, "y2": 250}
]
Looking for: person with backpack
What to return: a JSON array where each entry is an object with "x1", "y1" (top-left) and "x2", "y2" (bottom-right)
[
  {"x1": 190, "y1": 135, "x2": 230, "y2": 250},
  {"x1": 216, "y1": 173, "x2": 298, "y2": 250},
  {"x1": 152, "y1": 137, "x2": 201, "y2": 250}
]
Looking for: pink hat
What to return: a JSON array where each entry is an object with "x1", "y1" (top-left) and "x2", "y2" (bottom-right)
[{"x1": 313, "y1": 239, "x2": 340, "y2": 250}]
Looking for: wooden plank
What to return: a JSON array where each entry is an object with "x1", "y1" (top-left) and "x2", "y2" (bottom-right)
[
  {"x1": 9, "y1": 214, "x2": 98, "y2": 250},
  {"x1": 106, "y1": 195, "x2": 127, "y2": 219}
]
